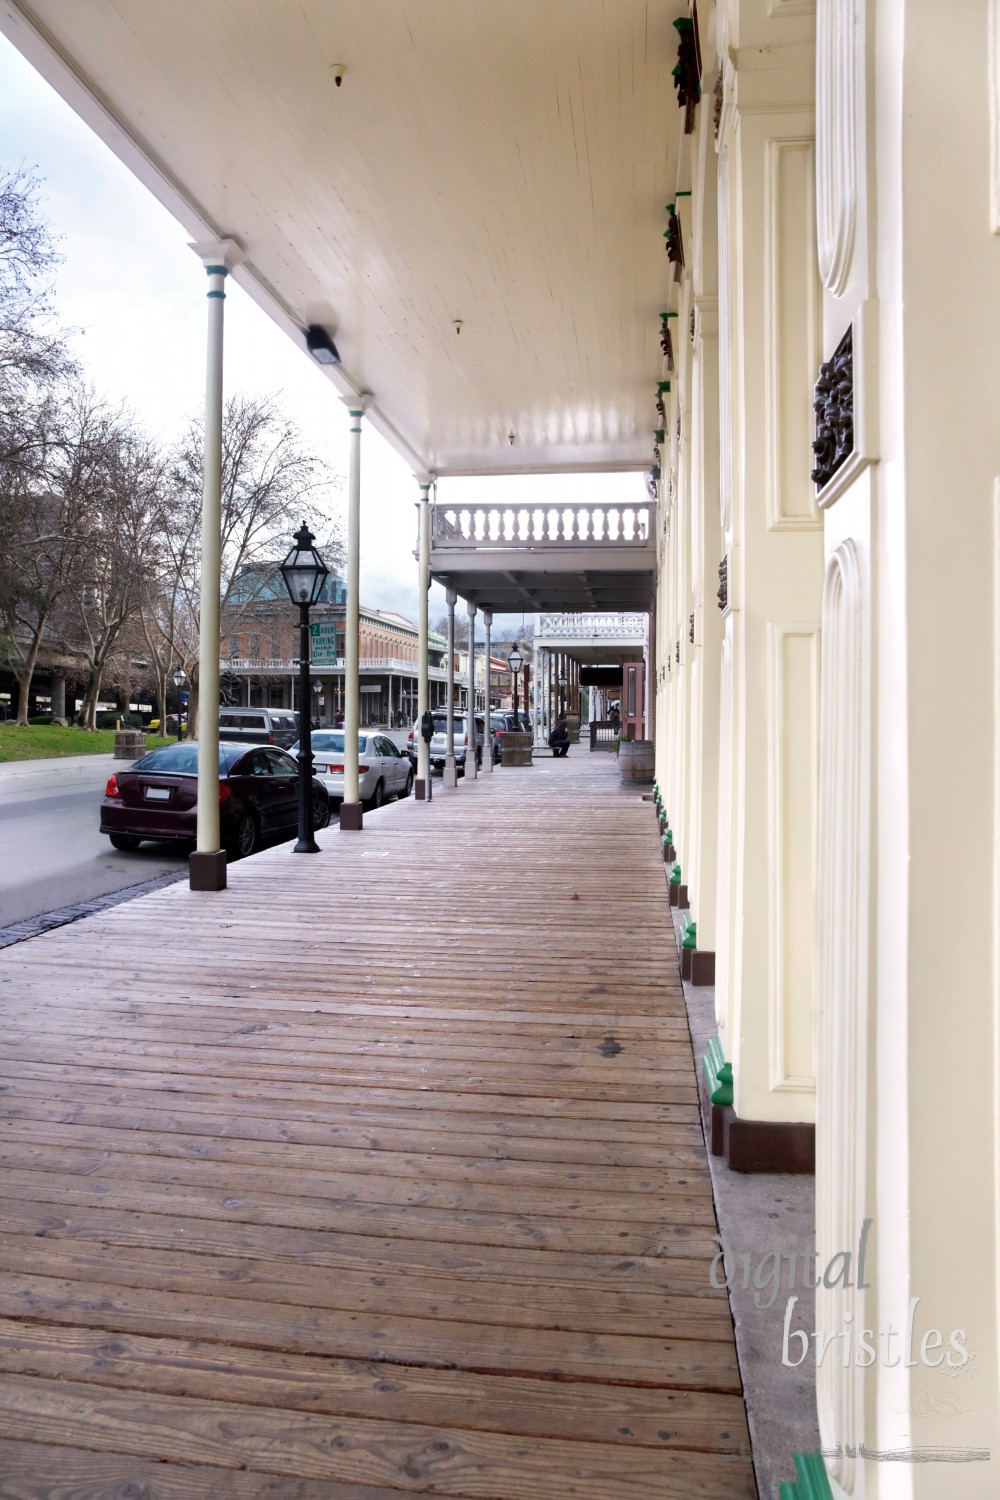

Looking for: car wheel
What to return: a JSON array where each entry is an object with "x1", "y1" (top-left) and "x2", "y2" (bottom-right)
[
  {"x1": 368, "y1": 779, "x2": 384, "y2": 810},
  {"x1": 401, "y1": 771, "x2": 413, "y2": 798},
  {"x1": 231, "y1": 812, "x2": 259, "y2": 859},
  {"x1": 313, "y1": 793, "x2": 331, "y2": 830},
  {"x1": 108, "y1": 833, "x2": 142, "y2": 852}
]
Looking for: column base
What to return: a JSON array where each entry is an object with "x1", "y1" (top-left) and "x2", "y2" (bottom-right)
[
  {"x1": 704, "y1": 1097, "x2": 815, "y2": 1174},
  {"x1": 442, "y1": 763, "x2": 458, "y2": 788},
  {"x1": 415, "y1": 779, "x2": 429, "y2": 801},
  {"x1": 339, "y1": 801, "x2": 363, "y2": 830},
  {"x1": 189, "y1": 850, "x2": 227, "y2": 891},
  {"x1": 690, "y1": 949, "x2": 716, "y2": 986}
]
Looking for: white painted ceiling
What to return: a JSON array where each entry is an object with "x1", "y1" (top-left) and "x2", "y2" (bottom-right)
[{"x1": 3, "y1": 0, "x2": 686, "y2": 477}]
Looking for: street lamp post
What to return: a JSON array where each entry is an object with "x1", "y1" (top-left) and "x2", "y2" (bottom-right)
[
  {"x1": 171, "y1": 667, "x2": 186, "y2": 741},
  {"x1": 508, "y1": 644, "x2": 524, "y2": 726},
  {"x1": 280, "y1": 522, "x2": 329, "y2": 854},
  {"x1": 312, "y1": 676, "x2": 323, "y2": 727}
]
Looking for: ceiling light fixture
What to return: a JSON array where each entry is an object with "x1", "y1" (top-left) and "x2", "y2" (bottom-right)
[{"x1": 305, "y1": 324, "x2": 341, "y2": 365}]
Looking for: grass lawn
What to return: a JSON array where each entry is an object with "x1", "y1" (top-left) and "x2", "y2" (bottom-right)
[{"x1": 0, "y1": 725, "x2": 173, "y2": 762}]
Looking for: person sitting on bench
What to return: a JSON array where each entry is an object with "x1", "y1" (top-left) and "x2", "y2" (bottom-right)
[{"x1": 548, "y1": 718, "x2": 570, "y2": 757}]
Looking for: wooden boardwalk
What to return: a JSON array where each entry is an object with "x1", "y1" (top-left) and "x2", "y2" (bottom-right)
[{"x1": 0, "y1": 749, "x2": 755, "y2": 1498}]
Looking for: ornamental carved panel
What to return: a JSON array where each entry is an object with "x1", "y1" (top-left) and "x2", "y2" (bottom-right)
[
  {"x1": 811, "y1": 326, "x2": 853, "y2": 490},
  {"x1": 717, "y1": 554, "x2": 728, "y2": 612}
]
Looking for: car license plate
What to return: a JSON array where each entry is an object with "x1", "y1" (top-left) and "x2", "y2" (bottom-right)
[
  {"x1": 145, "y1": 786, "x2": 171, "y2": 801},
  {"x1": 314, "y1": 763, "x2": 327, "y2": 773}
]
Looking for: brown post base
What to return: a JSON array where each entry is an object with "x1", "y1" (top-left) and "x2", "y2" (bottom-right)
[
  {"x1": 690, "y1": 949, "x2": 716, "y2": 986},
  {"x1": 678, "y1": 884, "x2": 689, "y2": 910},
  {"x1": 189, "y1": 850, "x2": 227, "y2": 891},
  {"x1": 415, "y1": 779, "x2": 428, "y2": 801},
  {"x1": 339, "y1": 801, "x2": 363, "y2": 830},
  {"x1": 669, "y1": 884, "x2": 680, "y2": 907},
  {"x1": 702, "y1": 1089, "x2": 815, "y2": 1174},
  {"x1": 680, "y1": 945, "x2": 693, "y2": 980}
]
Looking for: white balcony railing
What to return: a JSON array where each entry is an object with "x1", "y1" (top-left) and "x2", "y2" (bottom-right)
[
  {"x1": 222, "y1": 656, "x2": 444, "y2": 678},
  {"x1": 536, "y1": 612, "x2": 648, "y2": 643},
  {"x1": 430, "y1": 502, "x2": 653, "y2": 550}
]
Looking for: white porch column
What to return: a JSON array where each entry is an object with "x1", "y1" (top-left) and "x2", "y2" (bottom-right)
[
  {"x1": 188, "y1": 238, "x2": 239, "y2": 892},
  {"x1": 482, "y1": 609, "x2": 493, "y2": 773},
  {"x1": 340, "y1": 399, "x2": 366, "y2": 831},
  {"x1": 415, "y1": 480, "x2": 431, "y2": 799},
  {"x1": 466, "y1": 599, "x2": 478, "y2": 779},
  {"x1": 443, "y1": 586, "x2": 458, "y2": 788},
  {"x1": 711, "y1": 20, "x2": 823, "y2": 1148}
]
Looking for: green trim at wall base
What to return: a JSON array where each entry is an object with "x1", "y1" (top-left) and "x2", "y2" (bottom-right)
[{"x1": 779, "y1": 1451, "x2": 833, "y2": 1500}]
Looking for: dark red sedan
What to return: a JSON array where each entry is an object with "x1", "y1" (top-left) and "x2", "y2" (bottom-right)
[{"x1": 100, "y1": 741, "x2": 331, "y2": 859}]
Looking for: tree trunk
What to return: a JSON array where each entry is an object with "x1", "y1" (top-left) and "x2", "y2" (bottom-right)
[
  {"x1": 13, "y1": 623, "x2": 46, "y2": 726},
  {"x1": 80, "y1": 659, "x2": 108, "y2": 730},
  {"x1": 155, "y1": 669, "x2": 168, "y2": 736},
  {"x1": 187, "y1": 681, "x2": 199, "y2": 738}
]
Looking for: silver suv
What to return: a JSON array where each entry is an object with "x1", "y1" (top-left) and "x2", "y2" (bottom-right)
[
  {"x1": 217, "y1": 707, "x2": 300, "y2": 748},
  {"x1": 423, "y1": 711, "x2": 485, "y2": 773}
]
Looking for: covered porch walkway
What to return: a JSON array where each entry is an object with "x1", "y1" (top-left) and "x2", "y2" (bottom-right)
[{"x1": 0, "y1": 751, "x2": 754, "y2": 1497}]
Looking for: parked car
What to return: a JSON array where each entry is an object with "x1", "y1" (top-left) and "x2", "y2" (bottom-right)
[
  {"x1": 100, "y1": 740, "x2": 330, "y2": 858},
  {"x1": 217, "y1": 706, "x2": 300, "y2": 748},
  {"x1": 406, "y1": 712, "x2": 495, "y2": 770},
  {"x1": 291, "y1": 730, "x2": 413, "y2": 809}
]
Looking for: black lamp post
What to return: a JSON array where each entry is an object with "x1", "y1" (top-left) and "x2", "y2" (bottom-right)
[
  {"x1": 508, "y1": 644, "x2": 524, "y2": 727},
  {"x1": 312, "y1": 676, "x2": 323, "y2": 727},
  {"x1": 171, "y1": 666, "x2": 186, "y2": 741},
  {"x1": 280, "y1": 522, "x2": 329, "y2": 853}
]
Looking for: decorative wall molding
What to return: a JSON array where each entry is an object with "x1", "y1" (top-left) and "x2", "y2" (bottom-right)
[
  {"x1": 717, "y1": 554, "x2": 728, "y2": 612},
  {"x1": 990, "y1": 0, "x2": 1000, "y2": 233},
  {"x1": 715, "y1": 635, "x2": 735, "y2": 1029},
  {"x1": 811, "y1": 325, "x2": 853, "y2": 490},
  {"x1": 766, "y1": 623, "x2": 820, "y2": 1095},
  {"x1": 816, "y1": 0, "x2": 860, "y2": 295},
  {"x1": 765, "y1": 136, "x2": 822, "y2": 531},
  {"x1": 718, "y1": 146, "x2": 734, "y2": 533},
  {"x1": 815, "y1": 299, "x2": 879, "y2": 508},
  {"x1": 815, "y1": 539, "x2": 870, "y2": 1496}
]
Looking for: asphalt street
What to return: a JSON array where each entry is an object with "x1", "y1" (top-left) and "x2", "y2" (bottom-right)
[{"x1": 0, "y1": 754, "x2": 188, "y2": 929}]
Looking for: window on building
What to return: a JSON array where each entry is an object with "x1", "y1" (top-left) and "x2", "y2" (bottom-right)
[
  {"x1": 228, "y1": 635, "x2": 239, "y2": 659},
  {"x1": 270, "y1": 633, "x2": 282, "y2": 659},
  {"x1": 249, "y1": 632, "x2": 262, "y2": 658}
]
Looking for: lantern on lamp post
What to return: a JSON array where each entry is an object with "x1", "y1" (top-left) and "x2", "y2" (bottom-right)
[
  {"x1": 280, "y1": 523, "x2": 329, "y2": 853},
  {"x1": 508, "y1": 644, "x2": 524, "y2": 727},
  {"x1": 171, "y1": 666, "x2": 187, "y2": 741}
]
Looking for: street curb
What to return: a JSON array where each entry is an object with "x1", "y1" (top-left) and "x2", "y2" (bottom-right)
[{"x1": 0, "y1": 869, "x2": 186, "y2": 950}]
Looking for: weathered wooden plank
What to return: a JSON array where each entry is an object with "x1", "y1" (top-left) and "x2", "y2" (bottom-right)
[
  {"x1": 0, "y1": 1376, "x2": 756, "y2": 1498},
  {"x1": 0, "y1": 1236, "x2": 732, "y2": 1341},
  {"x1": 0, "y1": 1319, "x2": 752, "y2": 1452},
  {"x1": 0, "y1": 1169, "x2": 710, "y2": 1256},
  {"x1": 0, "y1": 1092, "x2": 708, "y2": 1164},
  {"x1": 0, "y1": 1201, "x2": 720, "y2": 1290},
  {"x1": 0, "y1": 1439, "x2": 415, "y2": 1500},
  {"x1": 0, "y1": 1117, "x2": 713, "y2": 1188}
]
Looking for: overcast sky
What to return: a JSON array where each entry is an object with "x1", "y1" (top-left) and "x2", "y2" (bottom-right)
[{"x1": 1, "y1": 34, "x2": 642, "y2": 638}]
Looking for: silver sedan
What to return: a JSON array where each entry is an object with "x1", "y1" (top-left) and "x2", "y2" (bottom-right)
[{"x1": 290, "y1": 731, "x2": 414, "y2": 810}]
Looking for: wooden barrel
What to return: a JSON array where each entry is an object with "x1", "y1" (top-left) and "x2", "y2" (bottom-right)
[
  {"x1": 500, "y1": 731, "x2": 533, "y2": 767},
  {"x1": 619, "y1": 738, "x2": 655, "y2": 784},
  {"x1": 114, "y1": 730, "x2": 147, "y2": 761}
]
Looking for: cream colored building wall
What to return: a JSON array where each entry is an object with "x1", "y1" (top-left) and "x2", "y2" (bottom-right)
[{"x1": 812, "y1": 0, "x2": 1000, "y2": 1490}]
